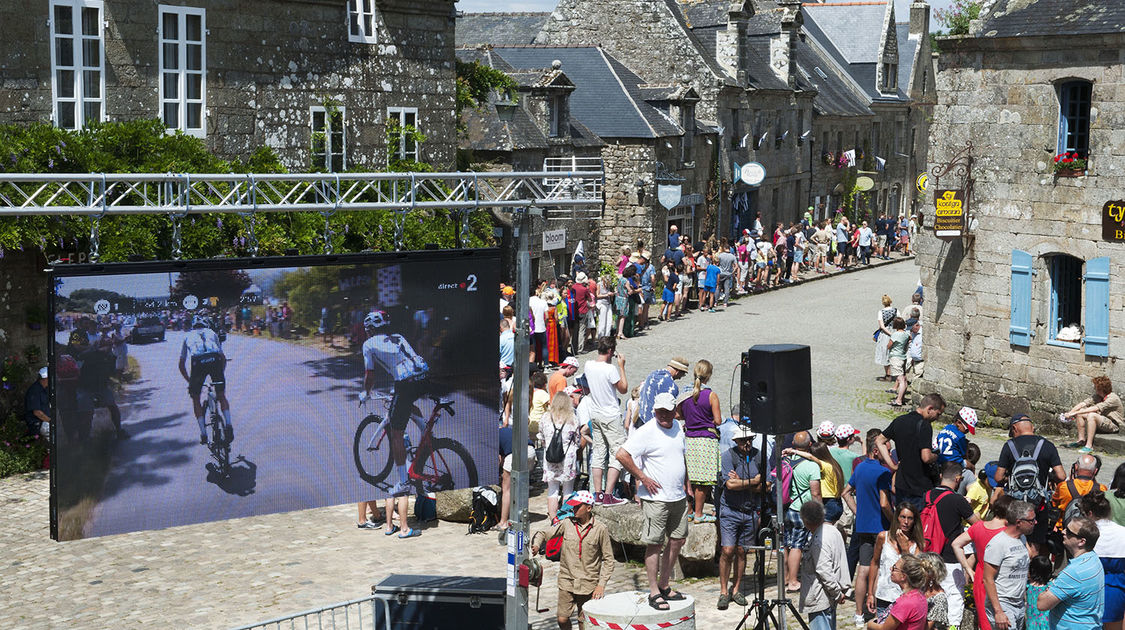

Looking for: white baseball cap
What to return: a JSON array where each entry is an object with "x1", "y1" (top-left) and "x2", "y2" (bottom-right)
[
  {"x1": 653, "y1": 391, "x2": 677, "y2": 411},
  {"x1": 817, "y1": 421, "x2": 836, "y2": 439}
]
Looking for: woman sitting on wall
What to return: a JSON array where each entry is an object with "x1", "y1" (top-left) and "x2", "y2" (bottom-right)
[{"x1": 1061, "y1": 375, "x2": 1125, "y2": 453}]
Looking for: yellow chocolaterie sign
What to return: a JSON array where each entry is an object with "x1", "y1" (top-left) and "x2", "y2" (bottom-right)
[{"x1": 934, "y1": 189, "x2": 964, "y2": 238}]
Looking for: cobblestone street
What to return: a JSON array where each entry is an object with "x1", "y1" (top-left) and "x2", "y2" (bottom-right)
[{"x1": 5, "y1": 258, "x2": 1122, "y2": 630}]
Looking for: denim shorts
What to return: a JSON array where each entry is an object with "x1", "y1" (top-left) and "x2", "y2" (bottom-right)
[{"x1": 718, "y1": 507, "x2": 759, "y2": 548}]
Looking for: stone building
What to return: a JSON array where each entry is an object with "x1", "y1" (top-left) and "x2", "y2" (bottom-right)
[
  {"x1": 456, "y1": 46, "x2": 604, "y2": 280},
  {"x1": 456, "y1": 19, "x2": 717, "y2": 267},
  {"x1": 0, "y1": 0, "x2": 459, "y2": 170},
  {"x1": 801, "y1": 1, "x2": 934, "y2": 223},
  {"x1": 916, "y1": 0, "x2": 1125, "y2": 421}
]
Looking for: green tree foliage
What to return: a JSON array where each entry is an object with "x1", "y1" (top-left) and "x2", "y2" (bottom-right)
[
  {"x1": 271, "y1": 266, "x2": 349, "y2": 328},
  {"x1": 0, "y1": 119, "x2": 496, "y2": 262},
  {"x1": 455, "y1": 60, "x2": 518, "y2": 132},
  {"x1": 934, "y1": 0, "x2": 982, "y2": 36},
  {"x1": 61, "y1": 288, "x2": 131, "y2": 314}
]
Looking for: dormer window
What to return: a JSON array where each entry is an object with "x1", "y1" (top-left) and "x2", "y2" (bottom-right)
[
  {"x1": 881, "y1": 62, "x2": 898, "y2": 92},
  {"x1": 549, "y1": 95, "x2": 562, "y2": 137}
]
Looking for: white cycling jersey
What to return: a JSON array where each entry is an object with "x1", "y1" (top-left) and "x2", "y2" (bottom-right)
[
  {"x1": 180, "y1": 327, "x2": 223, "y2": 361},
  {"x1": 362, "y1": 333, "x2": 428, "y2": 382}
]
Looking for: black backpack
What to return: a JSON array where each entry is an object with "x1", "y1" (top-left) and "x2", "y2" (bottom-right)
[
  {"x1": 1062, "y1": 479, "x2": 1094, "y2": 526},
  {"x1": 545, "y1": 422, "x2": 566, "y2": 464},
  {"x1": 1005, "y1": 438, "x2": 1050, "y2": 505},
  {"x1": 467, "y1": 486, "x2": 499, "y2": 534}
]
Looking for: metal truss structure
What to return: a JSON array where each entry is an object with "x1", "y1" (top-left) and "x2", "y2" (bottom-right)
[{"x1": 0, "y1": 170, "x2": 604, "y2": 216}]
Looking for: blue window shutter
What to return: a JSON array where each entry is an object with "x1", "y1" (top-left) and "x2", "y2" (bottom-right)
[
  {"x1": 1084, "y1": 256, "x2": 1110, "y2": 357},
  {"x1": 1010, "y1": 249, "x2": 1033, "y2": 347}
]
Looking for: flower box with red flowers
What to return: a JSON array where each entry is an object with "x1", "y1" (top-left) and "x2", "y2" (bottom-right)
[{"x1": 1051, "y1": 152, "x2": 1088, "y2": 177}]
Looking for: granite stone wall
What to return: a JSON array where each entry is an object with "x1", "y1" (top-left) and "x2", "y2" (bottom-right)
[
  {"x1": 0, "y1": 0, "x2": 458, "y2": 170},
  {"x1": 917, "y1": 34, "x2": 1125, "y2": 423}
]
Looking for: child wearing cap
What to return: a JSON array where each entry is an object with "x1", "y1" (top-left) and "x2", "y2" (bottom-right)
[
  {"x1": 935, "y1": 407, "x2": 977, "y2": 467},
  {"x1": 531, "y1": 490, "x2": 615, "y2": 630}
]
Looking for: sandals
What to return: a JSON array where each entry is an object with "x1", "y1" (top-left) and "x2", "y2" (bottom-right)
[
  {"x1": 694, "y1": 514, "x2": 716, "y2": 524},
  {"x1": 648, "y1": 593, "x2": 670, "y2": 610},
  {"x1": 398, "y1": 527, "x2": 422, "y2": 538},
  {"x1": 384, "y1": 525, "x2": 400, "y2": 536},
  {"x1": 660, "y1": 586, "x2": 686, "y2": 601}
]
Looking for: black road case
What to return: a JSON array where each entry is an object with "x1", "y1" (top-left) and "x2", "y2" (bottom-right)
[{"x1": 372, "y1": 574, "x2": 506, "y2": 629}]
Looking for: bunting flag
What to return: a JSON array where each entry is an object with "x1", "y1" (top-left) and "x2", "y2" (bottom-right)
[
  {"x1": 844, "y1": 149, "x2": 856, "y2": 166},
  {"x1": 876, "y1": 156, "x2": 886, "y2": 171}
]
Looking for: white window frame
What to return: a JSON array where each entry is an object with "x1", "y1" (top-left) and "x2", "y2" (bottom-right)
[
  {"x1": 310, "y1": 105, "x2": 347, "y2": 172},
  {"x1": 49, "y1": 0, "x2": 105, "y2": 130},
  {"x1": 347, "y1": 0, "x2": 378, "y2": 44},
  {"x1": 158, "y1": 5, "x2": 207, "y2": 137},
  {"x1": 387, "y1": 106, "x2": 419, "y2": 163}
]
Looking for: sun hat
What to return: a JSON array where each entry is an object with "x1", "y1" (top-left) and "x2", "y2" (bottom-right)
[
  {"x1": 667, "y1": 357, "x2": 689, "y2": 372},
  {"x1": 733, "y1": 424, "x2": 755, "y2": 442},
  {"x1": 575, "y1": 272, "x2": 588, "y2": 283},
  {"x1": 38, "y1": 366, "x2": 48, "y2": 379}
]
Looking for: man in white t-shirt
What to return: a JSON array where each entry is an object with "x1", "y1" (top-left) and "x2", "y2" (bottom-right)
[
  {"x1": 583, "y1": 337, "x2": 629, "y2": 507},
  {"x1": 617, "y1": 391, "x2": 689, "y2": 611},
  {"x1": 982, "y1": 500, "x2": 1035, "y2": 630},
  {"x1": 528, "y1": 288, "x2": 549, "y2": 367}
]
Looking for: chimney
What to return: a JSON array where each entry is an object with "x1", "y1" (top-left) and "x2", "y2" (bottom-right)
[
  {"x1": 910, "y1": 1, "x2": 930, "y2": 37},
  {"x1": 716, "y1": 1, "x2": 753, "y2": 84},
  {"x1": 772, "y1": 0, "x2": 801, "y2": 88}
]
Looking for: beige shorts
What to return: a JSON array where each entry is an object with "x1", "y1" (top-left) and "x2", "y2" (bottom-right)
[
  {"x1": 1092, "y1": 413, "x2": 1122, "y2": 434},
  {"x1": 590, "y1": 412, "x2": 625, "y2": 471},
  {"x1": 907, "y1": 360, "x2": 924, "y2": 378},
  {"x1": 503, "y1": 445, "x2": 536, "y2": 472},
  {"x1": 889, "y1": 357, "x2": 906, "y2": 377},
  {"x1": 640, "y1": 498, "x2": 689, "y2": 546},
  {"x1": 558, "y1": 589, "x2": 594, "y2": 618}
]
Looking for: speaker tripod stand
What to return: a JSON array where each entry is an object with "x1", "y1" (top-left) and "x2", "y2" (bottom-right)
[{"x1": 734, "y1": 431, "x2": 809, "y2": 630}]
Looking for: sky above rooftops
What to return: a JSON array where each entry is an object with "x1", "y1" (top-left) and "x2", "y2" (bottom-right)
[{"x1": 456, "y1": 0, "x2": 956, "y2": 32}]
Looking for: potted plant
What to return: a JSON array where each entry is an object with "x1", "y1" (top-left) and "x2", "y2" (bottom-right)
[
  {"x1": 1052, "y1": 152, "x2": 1088, "y2": 177},
  {"x1": 24, "y1": 304, "x2": 46, "y2": 331}
]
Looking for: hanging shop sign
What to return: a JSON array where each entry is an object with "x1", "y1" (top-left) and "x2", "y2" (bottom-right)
[
  {"x1": 855, "y1": 176, "x2": 875, "y2": 192},
  {"x1": 732, "y1": 162, "x2": 742, "y2": 183},
  {"x1": 934, "y1": 189, "x2": 965, "y2": 238},
  {"x1": 657, "y1": 184, "x2": 683, "y2": 210},
  {"x1": 542, "y1": 228, "x2": 567, "y2": 251},
  {"x1": 740, "y1": 162, "x2": 765, "y2": 186},
  {"x1": 1102, "y1": 200, "x2": 1125, "y2": 242},
  {"x1": 916, "y1": 173, "x2": 929, "y2": 193}
]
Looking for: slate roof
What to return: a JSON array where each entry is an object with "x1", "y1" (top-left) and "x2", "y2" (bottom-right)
[
  {"x1": 455, "y1": 12, "x2": 549, "y2": 47},
  {"x1": 676, "y1": 0, "x2": 730, "y2": 28},
  {"x1": 801, "y1": 2, "x2": 914, "y2": 103},
  {"x1": 455, "y1": 47, "x2": 603, "y2": 153},
  {"x1": 794, "y1": 41, "x2": 873, "y2": 117},
  {"x1": 801, "y1": 2, "x2": 889, "y2": 64},
  {"x1": 973, "y1": 0, "x2": 1125, "y2": 38},
  {"x1": 492, "y1": 46, "x2": 685, "y2": 139}
]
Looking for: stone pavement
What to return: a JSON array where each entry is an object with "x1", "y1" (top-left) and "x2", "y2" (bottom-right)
[{"x1": 5, "y1": 254, "x2": 1122, "y2": 630}]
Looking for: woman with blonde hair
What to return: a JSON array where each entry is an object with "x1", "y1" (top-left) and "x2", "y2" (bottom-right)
[
  {"x1": 679, "y1": 359, "x2": 722, "y2": 523},
  {"x1": 875, "y1": 294, "x2": 898, "y2": 382},
  {"x1": 867, "y1": 554, "x2": 930, "y2": 630},
  {"x1": 917, "y1": 552, "x2": 949, "y2": 630},
  {"x1": 539, "y1": 391, "x2": 581, "y2": 524}
]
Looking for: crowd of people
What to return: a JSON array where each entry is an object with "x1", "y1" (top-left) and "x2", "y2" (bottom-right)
[{"x1": 491, "y1": 335, "x2": 1125, "y2": 630}]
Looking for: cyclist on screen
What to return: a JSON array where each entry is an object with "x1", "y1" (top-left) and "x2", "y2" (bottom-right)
[
  {"x1": 179, "y1": 314, "x2": 233, "y2": 445},
  {"x1": 359, "y1": 310, "x2": 429, "y2": 496}
]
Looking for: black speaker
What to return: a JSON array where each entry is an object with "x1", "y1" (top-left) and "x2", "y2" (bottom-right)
[{"x1": 740, "y1": 344, "x2": 813, "y2": 435}]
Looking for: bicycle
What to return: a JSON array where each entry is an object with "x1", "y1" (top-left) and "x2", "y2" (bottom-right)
[
  {"x1": 353, "y1": 390, "x2": 478, "y2": 493},
  {"x1": 202, "y1": 378, "x2": 232, "y2": 479}
]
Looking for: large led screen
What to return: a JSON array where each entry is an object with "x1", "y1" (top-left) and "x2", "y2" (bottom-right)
[{"x1": 50, "y1": 250, "x2": 499, "y2": 540}]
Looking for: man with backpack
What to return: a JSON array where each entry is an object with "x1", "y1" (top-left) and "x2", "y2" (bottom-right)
[
  {"x1": 921, "y1": 462, "x2": 980, "y2": 628},
  {"x1": 1049, "y1": 454, "x2": 1105, "y2": 531},
  {"x1": 995, "y1": 413, "x2": 1066, "y2": 556}
]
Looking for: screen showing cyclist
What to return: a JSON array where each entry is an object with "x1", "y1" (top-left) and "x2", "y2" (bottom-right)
[
  {"x1": 178, "y1": 314, "x2": 232, "y2": 445},
  {"x1": 359, "y1": 309, "x2": 428, "y2": 496}
]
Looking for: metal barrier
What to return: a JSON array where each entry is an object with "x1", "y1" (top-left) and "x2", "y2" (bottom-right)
[{"x1": 232, "y1": 595, "x2": 392, "y2": 630}]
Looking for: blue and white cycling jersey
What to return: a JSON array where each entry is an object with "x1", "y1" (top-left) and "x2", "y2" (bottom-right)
[
  {"x1": 362, "y1": 333, "x2": 428, "y2": 382},
  {"x1": 934, "y1": 423, "x2": 967, "y2": 464}
]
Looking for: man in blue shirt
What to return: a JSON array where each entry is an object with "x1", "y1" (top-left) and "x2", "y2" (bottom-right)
[
  {"x1": 841, "y1": 434, "x2": 893, "y2": 627},
  {"x1": 498, "y1": 319, "x2": 515, "y2": 368},
  {"x1": 1037, "y1": 516, "x2": 1104, "y2": 629},
  {"x1": 635, "y1": 358, "x2": 688, "y2": 430},
  {"x1": 717, "y1": 425, "x2": 763, "y2": 610},
  {"x1": 935, "y1": 406, "x2": 978, "y2": 466}
]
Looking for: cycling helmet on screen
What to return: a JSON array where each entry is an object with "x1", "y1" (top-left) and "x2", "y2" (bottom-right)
[
  {"x1": 364, "y1": 310, "x2": 389, "y2": 330},
  {"x1": 192, "y1": 315, "x2": 210, "y2": 329}
]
